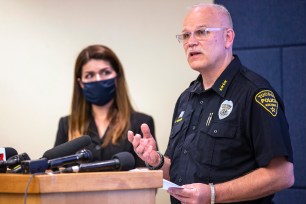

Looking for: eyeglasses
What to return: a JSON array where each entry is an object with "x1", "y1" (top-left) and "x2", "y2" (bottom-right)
[{"x1": 176, "y1": 27, "x2": 226, "y2": 44}]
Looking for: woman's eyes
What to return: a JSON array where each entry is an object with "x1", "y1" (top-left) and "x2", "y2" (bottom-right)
[
  {"x1": 85, "y1": 73, "x2": 94, "y2": 79},
  {"x1": 100, "y1": 69, "x2": 112, "y2": 76},
  {"x1": 84, "y1": 69, "x2": 113, "y2": 79}
]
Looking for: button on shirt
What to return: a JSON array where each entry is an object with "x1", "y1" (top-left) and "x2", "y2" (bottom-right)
[{"x1": 165, "y1": 56, "x2": 293, "y2": 204}]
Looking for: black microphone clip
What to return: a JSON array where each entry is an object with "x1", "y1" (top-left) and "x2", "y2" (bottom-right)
[{"x1": 21, "y1": 158, "x2": 48, "y2": 174}]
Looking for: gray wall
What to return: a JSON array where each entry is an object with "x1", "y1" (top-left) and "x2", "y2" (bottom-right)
[{"x1": 215, "y1": 0, "x2": 306, "y2": 203}]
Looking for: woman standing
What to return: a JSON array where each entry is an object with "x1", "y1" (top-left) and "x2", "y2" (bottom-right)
[{"x1": 55, "y1": 44, "x2": 156, "y2": 167}]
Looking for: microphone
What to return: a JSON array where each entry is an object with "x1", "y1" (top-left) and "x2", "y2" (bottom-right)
[
  {"x1": 48, "y1": 149, "x2": 93, "y2": 170},
  {"x1": 21, "y1": 135, "x2": 92, "y2": 174},
  {"x1": 0, "y1": 147, "x2": 18, "y2": 161},
  {"x1": 6, "y1": 152, "x2": 31, "y2": 173},
  {"x1": 7, "y1": 153, "x2": 31, "y2": 169},
  {"x1": 0, "y1": 147, "x2": 18, "y2": 173},
  {"x1": 43, "y1": 135, "x2": 91, "y2": 159},
  {"x1": 0, "y1": 161, "x2": 7, "y2": 173},
  {"x1": 61, "y1": 152, "x2": 135, "y2": 173}
]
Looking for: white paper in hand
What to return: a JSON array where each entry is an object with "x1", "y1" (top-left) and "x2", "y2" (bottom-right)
[{"x1": 162, "y1": 179, "x2": 183, "y2": 190}]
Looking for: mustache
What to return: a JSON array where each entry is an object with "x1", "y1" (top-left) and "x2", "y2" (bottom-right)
[{"x1": 186, "y1": 49, "x2": 204, "y2": 56}]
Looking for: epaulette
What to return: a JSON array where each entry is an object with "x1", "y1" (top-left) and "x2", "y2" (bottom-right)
[{"x1": 240, "y1": 66, "x2": 271, "y2": 90}]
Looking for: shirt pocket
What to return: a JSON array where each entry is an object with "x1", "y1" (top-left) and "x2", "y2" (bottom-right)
[
  {"x1": 170, "y1": 120, "x2": 184, "y2": 138},
  {"x1": 196, "y1": 122, "x2": 238, "y2": 167},
  {"x1": 167, "y1": 121, "x2": 185, "y2": 157},
  {"x1": 210, "y1": 122, "x2": 239, "y2": 167},
  {"x1": 207, "y1": 122, "x2": 237, "y2": 139}
]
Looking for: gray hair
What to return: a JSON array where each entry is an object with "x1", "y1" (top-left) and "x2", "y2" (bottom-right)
[{"x1": 189, "y1": 3, "x2": 233, "y2": 28}]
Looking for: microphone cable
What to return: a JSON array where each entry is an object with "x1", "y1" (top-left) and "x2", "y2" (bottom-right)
[
  {"x1": 23, "y1": 172, "x2": 44, "y2": 204},
  {"x1": 23, "y1": 170, "x2": 60, "y2": 204}
]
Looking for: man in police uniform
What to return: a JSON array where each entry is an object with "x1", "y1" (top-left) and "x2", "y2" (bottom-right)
[{"x1": 128, "y1": 3, "x2": 294, "y2": 204}]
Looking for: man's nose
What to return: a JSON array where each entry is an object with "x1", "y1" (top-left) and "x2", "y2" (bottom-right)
[{"x1": 187, "y1": 33, "x2": 199, "y2": 46}]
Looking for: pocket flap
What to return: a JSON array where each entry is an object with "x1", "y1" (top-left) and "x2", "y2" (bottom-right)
[
  {"x1": 207, "y1": 122, "x2": 237, "y2": 138},
  {"x1": 170, "y1": 121, "x2": 184, "y2": 138}
]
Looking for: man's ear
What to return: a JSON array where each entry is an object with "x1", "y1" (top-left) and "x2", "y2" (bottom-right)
[{"x1": 225, "y1": 28, "x2": 235, "y2": 49}]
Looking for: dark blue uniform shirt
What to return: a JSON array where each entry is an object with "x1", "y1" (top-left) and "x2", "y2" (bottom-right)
[{"x1": 165, "y1": 56, "x2": 293, "y2": 204}]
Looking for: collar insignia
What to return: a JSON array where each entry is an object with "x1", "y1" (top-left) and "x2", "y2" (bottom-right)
[{"x1": 219, "y1": 80, "x2": 228, "y2": 91}]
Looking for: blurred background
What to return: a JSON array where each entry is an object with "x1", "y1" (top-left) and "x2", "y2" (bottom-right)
[
  {"x1": 0, "y1": 1, "x2": 209, "y2": 203},
  {"x1": 1, "y1": 1, "x2": 305, "y2": 203}
]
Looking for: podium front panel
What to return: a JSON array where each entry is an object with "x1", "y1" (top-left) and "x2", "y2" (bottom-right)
[{"x1": 0, "y1": 170, "x2": 162, "y2": 204}]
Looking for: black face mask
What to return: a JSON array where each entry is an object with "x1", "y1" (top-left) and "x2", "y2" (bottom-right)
[{"x1": 82, "y1": 77, "x2": 116, "y2": 106}]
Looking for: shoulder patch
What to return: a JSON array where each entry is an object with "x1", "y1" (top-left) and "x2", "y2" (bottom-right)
[{"x1": 255, "y1": 90, "x2": 278, "y2": 116}]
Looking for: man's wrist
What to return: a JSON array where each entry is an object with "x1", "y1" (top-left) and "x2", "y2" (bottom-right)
[{"x1": 145, "y1": 151, "x2": 164, "y2": 170}]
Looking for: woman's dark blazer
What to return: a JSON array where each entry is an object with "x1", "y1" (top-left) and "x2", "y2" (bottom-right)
[{"x1": 54, "y1": 111, "x2": 156, "y2": 167}]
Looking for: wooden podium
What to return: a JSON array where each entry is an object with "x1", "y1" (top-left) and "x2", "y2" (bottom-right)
[{"x1": 0, "y1": 170, "x2": 163, "y2": 204}]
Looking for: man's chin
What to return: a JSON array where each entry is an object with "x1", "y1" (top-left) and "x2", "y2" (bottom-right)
[
  {"x1": 189, "y1": 63, "x2": 203, "y2": 72},
  {"x1": 188, "y1": 60, "x2": 203, "y2": 70}
]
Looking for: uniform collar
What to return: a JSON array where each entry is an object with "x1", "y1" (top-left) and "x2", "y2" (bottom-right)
[
  {"x1": 190, "y1": 55, "x2": 242, "y2": 97},
  {"x1": 190, "y1": 75, "x2": 204, "y2": 94},
  {"x1": 212, "y1": 55, "x2": 241, "y2": 97}
]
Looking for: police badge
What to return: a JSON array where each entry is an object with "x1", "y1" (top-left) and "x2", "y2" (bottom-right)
[{"x1": 218, "y1": 100, "x2": 233, "y2": 120}]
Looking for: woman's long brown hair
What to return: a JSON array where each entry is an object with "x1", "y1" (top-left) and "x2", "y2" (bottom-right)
[{"x1": 69, "y1": 44, "x2": 134, "y2": 147}]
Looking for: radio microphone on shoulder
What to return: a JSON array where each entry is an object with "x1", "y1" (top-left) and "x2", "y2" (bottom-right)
[{"x1": 61, "y1": 151, "x2": 135, "y2": 173}]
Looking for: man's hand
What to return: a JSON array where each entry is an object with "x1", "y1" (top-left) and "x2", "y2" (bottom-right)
[
  {"x1": 168, "y1": 183, "x2": 211, "y2": 204},
  {"x1": 128, "y1": 123, "x2": 160, "y2": 166}
]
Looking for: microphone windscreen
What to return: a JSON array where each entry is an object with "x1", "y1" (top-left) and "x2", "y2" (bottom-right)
[
  {"x1": 6, "y1": 152, "x2": 31, "y2": 169},
  {"x1": 111, "y1": 152, "x2": 135, "y2": 171},
  {"x1": 43, "y1": 135, "x2": 91, "y2": 159},
  {"x1": 5, "y1": 147, "x2": 18, "y2": 159}
]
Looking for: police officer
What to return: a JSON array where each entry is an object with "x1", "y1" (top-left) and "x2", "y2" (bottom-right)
[{"x1": 128, "y1": 3, "x2": 294, "y2": 204}]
